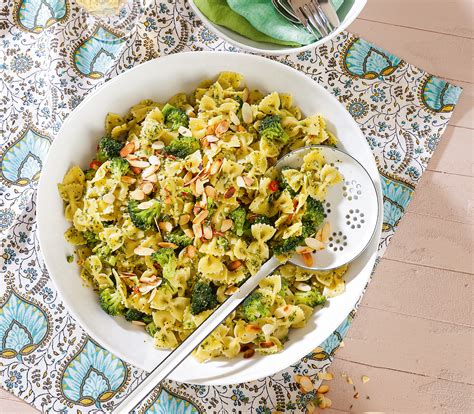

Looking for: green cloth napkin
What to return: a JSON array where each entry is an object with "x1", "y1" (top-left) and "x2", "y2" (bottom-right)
[
  {"x1": 193, "y1": 0, "x2": 301, "y2": 47},
  {"x1": 227, "y1": 0, "x2": 345, "y2": 45}
]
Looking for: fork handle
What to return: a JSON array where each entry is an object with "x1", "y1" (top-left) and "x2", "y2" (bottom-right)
[{"x1": 114, "y1": 256, "x2": 281, "y2": 413}]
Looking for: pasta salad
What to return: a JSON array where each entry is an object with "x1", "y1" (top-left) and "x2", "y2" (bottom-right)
[{"x1": 59, "y1": 72, "x2": 347, "y2": 361}]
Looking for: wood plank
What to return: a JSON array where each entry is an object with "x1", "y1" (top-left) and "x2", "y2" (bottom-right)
[
  {"x1": 363, "y1": 258, "x2": 474, "y2": 326},
  {"x1": 408, "y1": 170, "x2": 473, "y2": 224},
  {"x1": 327, "y1": 357, "x2": 474, "y2": 413},
  {"x1": 359, "y1": 0, "x2": 474, "y2": 38},
  {"x1": 448, "y1": 81, "x2": 474, "y2": 130},
  {"x1": 429, "y1": 126, "x2": 473, "y2": 177},
  {"x1": 385, "y1": 212, "x2": 473, "y2": 273},
  {"x1": 335, "y1": 307, "x2": 474, "y2": 384},
  {"x1": 347, "y1": 19, "x2": 473, "y2": 83}
]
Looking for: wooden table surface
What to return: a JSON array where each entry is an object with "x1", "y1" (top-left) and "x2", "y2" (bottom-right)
[{"x1": 1, "y1": 1, "x2": 472, "y2": 412}]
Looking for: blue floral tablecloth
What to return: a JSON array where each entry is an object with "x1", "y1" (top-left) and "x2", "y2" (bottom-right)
[{"x1": 0, "y1": 0, "x2": 462, "y2": 412}]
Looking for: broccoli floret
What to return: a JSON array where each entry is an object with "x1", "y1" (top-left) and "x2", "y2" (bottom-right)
[
  {"x1": 83, "y1": 230, "x2": 99, "y2": 248},
  {"x1": 258, "y1": 115, "x2": 289, "y2": 144},
  {"x1": 217, "y1": 237, "x2": 229, "y2": 251},
  {"x1": 96, "y1": 137, "x2": 123, "y2": 162},
  {"x1": 145, "y1": 321, "x2": 158, "y2": 337},
  {"x1": 94, "y1": 244, "x2": 116, "y2": 266},
  {"x1": 151, "y1": 248, "x2": 177, "y2": 280},
  {"x1": 241, "y1": 291, "x2": 270, "y2": 322},
  {"x1": 124, "y1": 309, "x2": 146, "y2": 322},
  {"x1": 273, "y1": 236, "x2": 304, "y2": 256},
  {"x1": 279, "y1": 167, "x2": 297, "y2": 197},
  {"x1": 162, "y1": 103, "x2": 189, "y2": 130},
  {"x1": 128, "y1": 200, "x2": 162, "y2": 230},
  {"x1": 110, "y1": 157, "x2": 130, "y2": 178},
  {"x1": 190, "y1": 282, "x2": 218, "y2": 315},
  {"x1": 302, "y1": 197, "x2": 325, "y2": 237},
  {"x1": 294, "y1": 289, "x2": 326, "y2": 308},
  {"x1": 278, "y1": 277, "x2": 290, "y2": 298},
  {"x1": 252, "y1": 215, "x2": 273, "y2": 226},
  {"x1": 230, "y1": 206, "x2": 247, "y2": 237},
  {"x1": 165, "y1": 229, "x2": 192, "y2": 248},
  {"x1": 99, "y1": 288, "x2": 125, "y2": 316},
  {"x1": 235, "y1": 96, "x2": 244, "y2": 109},
  {"x1": 207, "y1": 198, "x2": 216, "y2": 216},
  {"x1": 84, "y1": 169, "x2": 96, "y2": 180},
  {"x1": 164, "y1": 136, "x2": 200, "y2": 159}
]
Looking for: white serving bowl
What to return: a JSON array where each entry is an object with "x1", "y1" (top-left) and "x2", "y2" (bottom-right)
[
  {"x1": 188, "y1": 0, "x2": 367, "y2": 55},
  {"x1": 37, "y1": 51, "x2": 382, "y2": 385}
]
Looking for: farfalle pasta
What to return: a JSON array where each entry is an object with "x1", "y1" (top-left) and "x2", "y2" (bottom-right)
[{"x1": 59, "y1": 72, "x2": 347, "y2": 361}]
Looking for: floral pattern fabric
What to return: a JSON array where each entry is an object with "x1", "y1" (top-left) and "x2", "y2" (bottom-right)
[{"x1": 0, "y1": 0, "x2": 462, "y2": 413}]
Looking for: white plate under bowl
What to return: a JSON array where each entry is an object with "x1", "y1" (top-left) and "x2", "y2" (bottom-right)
[
  {"x1": 188, "y1": 0, "x2": 367, "y2": 55},
  {"x1": 37, "y1": 52, "x2": 383, "y2": 385}
]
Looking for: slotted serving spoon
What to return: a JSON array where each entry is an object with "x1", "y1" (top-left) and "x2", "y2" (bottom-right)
[{"x1": 115, "y1": 145, "x2": 379, "y2": 413}]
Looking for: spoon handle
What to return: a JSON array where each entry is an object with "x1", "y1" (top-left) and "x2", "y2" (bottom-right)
[{"x1": 115, "y1": 256, "x2": 281, "y2": 413}]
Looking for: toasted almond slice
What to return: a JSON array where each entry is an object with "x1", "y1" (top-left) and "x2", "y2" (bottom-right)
[
  {"x1": 221, "y1": 219, "x2": 233, "y2": 232},
  {"x1": 193, "y1": 205, "x2": 202, "y2": 216},
  {"x1": 179, "y1": 214, "x2": 191, "y2": 226},
  {"x1": 206, "y1": 135, "x2": 219, "y2": 143},
  {"x1": 305, "y1": 237, "x2": 325, "y2": 251},
  {"x1": 224, "y1": 186, "x2": 236, "y2": 199},
  {"x1": 299, "y1": 376, "x2": 314, "y2": 393},
  {"x1": 317, "y1": 385, "x2": 329, "y2": 394},
  {"x1": 243, "y1": 176, "x2": 254, "y2": 186},
  {"x1": 296, "y1": 246, "x2": 314, "y2": 254},
  {"x1": 241, "y1": 102, "x2": 253, "y2": 124},
  {"x1": 259, "y1": 341, "x2": 275, "y2": 348},
  {"x1": 128, "y1": 159, "x2": 150, "y2": 168},
  {"x1": 205, "y1": 124, "x2": 216, "y2": 135},
  {"x1": 195, "y1": 178, "x2": 204, "y2": 196},
  {"x1": 121, "y1": 176, "x2": 136, "y2": 184},
  {"x1": 205, "y1": 185, "x2": 216, "y2": 199},
  {"x1": 141, "y1": 182, "x2": 154, "y2": 195},
  {"x1": 245, "y1": 324, "x2": 261, "y2": 334},
  {"x1": 148, "y1": 155, "x2": 160, "y2": 165},
  {"x1": 275, "y1": 305, "x2": 292, "y2": 318},
  {"x1": 318, "y1": 371, "x2": 333, "y2": 381},
  {"x1": 210, "y1": 143, "x2": 218, "y2": 152},
  {"x1": 294, "y1": 282, "x2": 311, "y2": 292},
  {"x1": 301, "y1": 252, "x2": 313, "y2": 267},
  {"x1": 261, "y1": 324, "x2": 275, "y2": 336},
  {"x1": 183, "y1": 171, "x2": 193, "y2": 183},
  {"x1": 178, "y1": 126, "x2": 192, "y2": 137},
  {"x1": 120, "y1": 142, "x2": 135, "y2": 157},
  {"x1": 193, "y1": 209, "x2": 208, "y2": 224},
  {"x1": 186, "y1": 245, "x2": 197, "y2": 258},
  {"x1": 210, "y1": 159, "x2": 222, "y2": 175},
  {"x1": 158, "y1": 242, "x2": 178, "y2": 249},
  {"x1": 152, "y1": 141, "x2": 165, "y2": 150},
  {"x1": 130, "y1": 188, "x2": 145, "y2": 201},
  {"x1": 142, "y1": 164, "x2": 159, "y2": 178},
  {"x1": 192, "y1": 223, "x2": 203, "y2": 238},
  {"x1": 215, "y1": 120, "x2": 230, "y2": 137},
  {"x1": 224, "y1": 286, "x2": 239, "y2": 295},
  {"x1": 134, "y1": 246, "x2": 155, "y2": 256},
  {"x1": 183, "y1": 228, "x2": 194, "y2": 239},
  {"x1": 242, "y1": 88, "x2": 249, "y2": 102},
  {"x1": 203, "y1": 225, "x2": 213, "y2": 240},
  {"x1": 164, "y1": 196, "x2": 171, "y2": 205},
  {"x1": 158, "y1": 221, "x2": 173, "y2": 232},
  {"x1": 137, "y1": 200, "x2": 156, "y2": 210},
  {"x1": 140, "y1": 275, "x2": 157, "y2": 283},
  {"x1": 227, "y1": 260, "x2": 242, "y2": 271},
  {"x1": 131, "y1": 320, "x2": 146, "y2": 326},
  {"x1": 144, "y1": 173, "x2": 157, "y2": 183},
  {"x1": 138, "y1": 284, "x2": 157, "y2": 294},
  {"x1": 229, "y1": 111, "x2": 240, "y2": 125},
  {"x1": 236, "y1": 176, "x2": 246, "y2": 188},
  {"x1": 315, "y1": 228, "x2": 323, "y2": 242},
  {"x1": 321, "y1": 222, "x2": 331, "y2": 243},
  {"x1": 103, "y1": 193, "x2": 115, "y2": 204}
]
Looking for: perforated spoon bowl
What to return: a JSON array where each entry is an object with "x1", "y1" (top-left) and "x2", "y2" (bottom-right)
[{"x1": 115, "y1": 145, "x2": 379, "y2": 413}]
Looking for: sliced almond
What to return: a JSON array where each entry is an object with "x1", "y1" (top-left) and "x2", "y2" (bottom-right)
[
  {"x1": 243, "y1": 176, "x2": 254, "y2": 186},
  {"x1": 138, "y1": 284, "x2": 157, "y2": 294},
  {"x1": 210, "y1": 143, "x2": 218, "y2": 152},
  {"x1": 193, "y1": 205, "x2": 202, "y2": 216},
  {"x1": 178, "y1": 126, "x2": 192, "y2": 137},
  {"x1": 193, "y1": 209, "x2": 208, "y2": 224},
  {"x1": 241, "y1": 102, "x2": 253, "y2": 124},
  {"x1": 224, "y1": 286, "x2": 239, "y2": 295},
  {"x1": 261, "y1": 324, "x2": 275, "y2": 336},
  {"x1": 224, "y1": 186, "x2": 236, "y2": 199},
  {"x1": 317, "y1": 385, "x2": 329, "y2": 394},
  {"x1": 245, "y1": 324, "x2": 262, "y2": 334},
  {"x1": 275, "y1": 305, "x2": 292, "y2": 318},
  {"x1": 210, "y1": 159, "x2": 222, "y2": 176},
  {"x1": 203, "y1": 225, "x2": 213, "y2": 240},
  {"x1": 206, "y1": 135, "x2": 219, "y2": 143},
  {"x1": 102, "y1": 193, "x2": 115, "y2": 204},
  {"x1": 148, "y1": 155, "x2": 160, "y2": 165},
  {"x1": 192, "y1": 223, "x2": 203, "y2": 238},
  {"x1": 321, "y1": 222, "x2": 331, "y2": 243},
  {"x1": 141, "y1": 182, "x2": 154, "y2": 195},
  {"x1": 205, "y1": 124, "x2": 216, "y2": 135},
  {"x1": 131, "y1": 320, "x2": 146, "y2": 326},
  {"x1": 294, "y1": 282, "x2": 311, "y2": 292},
  {"x1": 121, "y1": 176, "x2": 136, "y2": 184},
  {"x1": 137, "y1": 200, "x2": 156, "y2": 210},
  {"x1": 152, "y1": 141, "x2": 165, "y2": 150},
  {"x1": 128, "y1": 159, "x2": 150, "y2": 169},
  {"x1": 227, "y1": 260, "x2": 242, "y2": 271},
  {"x1": 140, "y1": 275, "x2": 157, "y2": 283},
  {"x1": 142, "y1": 164, "x2": 159, "y2": 178},
  {"x1": 221, "y1": 219, "x2": 233, "y2": 232},
  {"x1": 134, "y1": 246, "x2": 155, "y2": 256},
  {"x1": 120, "y1": 142, "x2": 135, "y2": 157},
  {"x1": 259, "y1": 341, "x2": 274, "y2": 348},
  {"x1": 301, "y1": 252, "x2": 313, "y2": 267},
  {"x1": 242, "y1": 88, "x2": 249, "y2": 102},
  {"x1": 158, "y1": 221, "x2": 173, "y2": 232},
  {"x1": 183, "y1": 171, "x2": 193, "y2": 183},
  {"x1": 144, "y1": 173, "x2": 157, "y2": 183},
  {"x1": 184, "y1": 228, "x2": 195, "y2": 239},
  {"x1": 229, "y1": 111, "x2": 240, "y2": 125},
  {"x1": 215, "y1": 120, "x2": 230, "y2": 137},
  {"x1": 296, "y1": 246, "x2": 314, "y2": 254},
  {"x1": 130, "y1": 188, "x2": 145, "y2": 201},
  {"x1": 305, "y1": 237, "x2": 325, "y2": 251},
  {"x1": 195, "y1": 178, "x2": 204, "y2": 196},
  {"x1": 299, "y1": 376, "x2": 314, "y2": 393},
  {"x1": 186, "y1": 245, "x2": 197, "y2": 258},
  {"x1": 236, "y1": 176, "x2": 246, "y2": 188},
  {"x1": 158, "y1": 242, "x2": 178, "y2": 249},
  {"x1": 205, "y1": 185, "x2": 216, "y2": 199},
  {"x1": 179, "y1": 214, "x2": 191, "y2": 226}
]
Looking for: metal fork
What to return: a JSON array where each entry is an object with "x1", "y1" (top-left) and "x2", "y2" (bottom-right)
[{"x1": 287, "y1": 0, "x2": 336, "y2": 38}]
